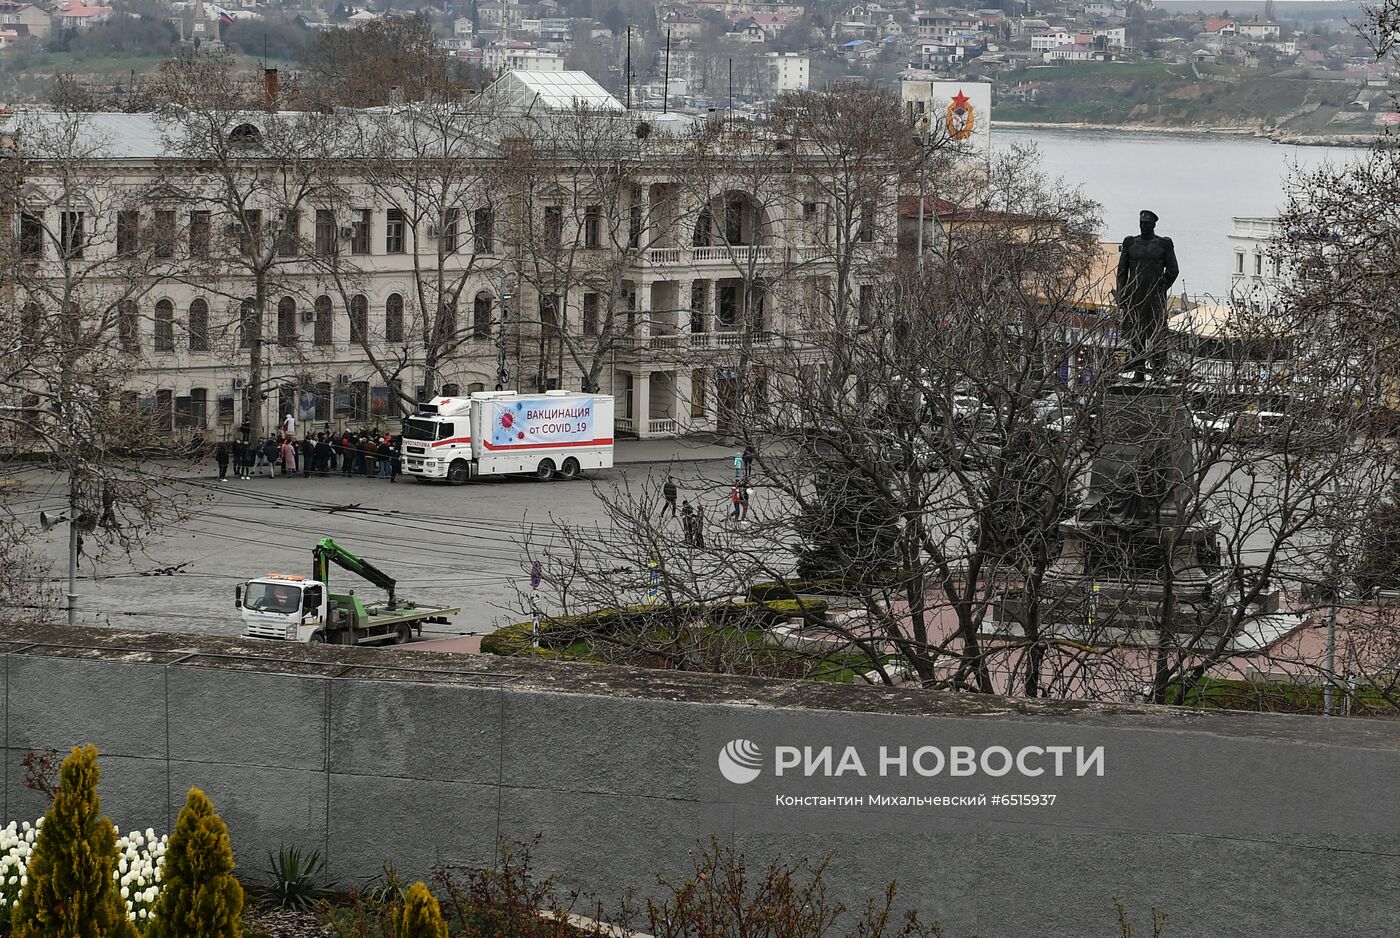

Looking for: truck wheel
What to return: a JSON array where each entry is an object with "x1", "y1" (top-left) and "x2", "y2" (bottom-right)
[
  {"x1": 535, "y1": 458, "x2": 556, "y2": 481},
  {"x1": 309, "y1": 631, "x2": 326, "y2": 644},
  {"x1": 447, "y1": 460, "x2": 470, "y2": 485},
  {"x1": 560, "y1": 457, "x2": 580, "y2": 480},
  {"x1": 395, "y1": 623, "x2": 412, "y2": 645}
]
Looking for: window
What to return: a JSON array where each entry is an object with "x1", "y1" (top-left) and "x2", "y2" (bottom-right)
[
  {"x1": 539, "y1": 294, "x2": 560, "y2": 336},
  {"x1": 239, "y1": 210, "x2": 262, "y2": 255},
  {"x1": 582, "y1": 292, "x2": 598, "y2": 335},
  {"x1": 154, "y1": 299, "x2": 175, "y2": 352},
  {"x1": 151, "y1": 210, "x2": 175, "y2": 259},
  {"x1": 188, "y1": 299, "x2": 209, "y2": 351},
  {"x1": 189, "y1": 388, "x2": 208, "y2": 429},
  {"x1": 693, "y1": 207, "x2": 711, "y2": 246},
  {"x1": 352, "y1": 380, "x2": 370, "y2": 421},
  {"x1": 434, "y1": 297, "x2": 457, "y2": 345},
  {"x1": 314, "y1": 210, "x2": 336, "y2": 255},
  {"x1": 277, "y1": 296, "x2": 297, "y2": 346},
  {"x1": 154, "y1": 390, "x2": 173, "y2": 433},
  {"x1": 1234, "y1": 251, "x2": 1245, "y2": 275},
  {"x1": 277, "y1": 210, "x2": 300, "y2": 257},
  {"x1": 858, "y1": 202, "x2": 875, "y2": 243},
  {"x1": 218, "y1": 394, "x2": 235, "y2": 424},
  {"x1": 473, "y1": 292, "x2": 493, "y2": 339},
  {"x1": 583, "y1": 205, "x2": 601, "y2": 248},
  {"x1": 386, "y1": 209, "x2": 406, "y2": 254},
  {"x1": 314, "y1": 295, "x2": 333, "y2": 346},
  {"x1": 385, "y1": 293, "x2": 404, "y2": 343},
  {"x1": 314, "y1": 382, "x2": 331, "y2": 421},
  {"x1": 351, "y1": 209, "x2": 371, "y2": 255},
  {"x1": 189, "y1": 211, "x2": 210, "y2": 258},
  {"x1": 543, "y1": 206, "x2": 562, "y2": 248},
  {"x1": 628, "y1": 202, "x2": 642, "y2": 248},
  {"x1": 116, "y1": 210, "x2": 139, "y2": 255},
  {"x1": 858, "y1": 284, "x2": 873, "y2": 326},
  {"x1": 349, "y1": 294, "x2": 368, "y2": 343},
  {"x1": 118, "y1": 299, "x2": 138, "y2": 352},
  {"x1": 441, "y1": 383, "x2": 460, "y2": 397},
  {"x1": 473, "y1": 207, "x2": 493, "y2": 253},
  {"x1": 718, "y1": 283, "x2": 738, "y2": 326},
  {"x1": 20, "y1": 303, "x2": 41, "y2": 343},
  {"x1": 724, "y1": 199, "x2": 743, "y2": 244},
  {"x1": 690, "y1": 281, "x2": 708, "y2": 333},
  {"x1": 20, "y1": 212, "x2": 44, "y2": 258},
  {"x1": 1254, "y1": 253, "x2": 1263, "y2": 276},
  {"x1": 60, "y1": 211, "x2": 84, "y2": 258},
  {"x1": 442, "y1": 208, "x2": 459, "y2": 254},
  {"x1": 238, "y1": 297, "x2": 255, "y2": 349}
]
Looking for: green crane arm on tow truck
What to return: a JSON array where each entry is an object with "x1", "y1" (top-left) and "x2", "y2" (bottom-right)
[{"x1": 313, "y1": 536, "x2": 398, "y2": 609}]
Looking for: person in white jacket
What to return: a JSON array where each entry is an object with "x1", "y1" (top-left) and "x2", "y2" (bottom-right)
[{"x1": 282, "y1": 413, "x2": 296, "y2": 440}]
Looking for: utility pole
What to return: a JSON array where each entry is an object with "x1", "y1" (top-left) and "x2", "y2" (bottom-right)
[
  {"x1": 663, "y1": 29, "x2": 671, "y2": 115},
  {"x1": 625, "y1": 26, "x2": 632, "y2": 110}
]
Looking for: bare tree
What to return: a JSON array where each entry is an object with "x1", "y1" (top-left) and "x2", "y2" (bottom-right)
[
  {"x1": 150, "y1": 51, "x2": 350, "y2": 442},
  {"x1": 0, "y1": 109, "x2": 193, "y2": 624}
]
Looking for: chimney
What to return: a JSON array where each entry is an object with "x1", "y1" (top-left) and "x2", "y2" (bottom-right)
[{"x1": 264, "y1": 68, "x2": 279, "y2": 112}]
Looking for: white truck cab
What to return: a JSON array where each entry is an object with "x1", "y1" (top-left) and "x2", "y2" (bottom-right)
[{"x1": 239, "y1": 574, "x2": 327, "y2": 642}]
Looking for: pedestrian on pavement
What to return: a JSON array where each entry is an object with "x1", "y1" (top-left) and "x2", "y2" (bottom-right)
[
  {"x1": 742, "y1": 444, "x2": 756, "y2": 480},
  {"x1": 215, "y1": 442, "x2": 229, "y2": 482},
  {"x1": 282, "y1": 412, "x2": 296, "y2": 440},
  {"x1": 238, "y1": 415, "x2": 251, "y2": 444},
  {"x1": 733, "y1": 451, "x2": 744, "y2": 481},
  {"x1": 281, "y1": 437, "x2": 298, "y2": 477},
  {"x1": 693, "y1": 503, "x2": 706, "y2": 549},
  {"x1": 340, "y1": 434, "x2": 354, "y2": 476},
  {"x1": 265, "y1": 437, "x2": 280, "y2": 477},
  {"x1": 739, "y1": 485, "x2": 751, "y2": 521},
  {"x1": 729, "y1": 484, "x2": 742, "y2": 521},
  {"x1": 252, "y1": 437, "x2": 267, "y2": 475},
  {"x1": 661, "y1": 476, "x2": 678, "y2": 518},
  {"x1": 390, "y1": 435, "x2": 402, "y2": 483},
  {"x1": 680, "y1": 499, "x2": 695, "y2": 544},
  {"x1": 377, "y1": 437, "x2": 392, "y2": 479},
  {"x1": 316, "y1": 434, "x2": 332, "y2": 476}
]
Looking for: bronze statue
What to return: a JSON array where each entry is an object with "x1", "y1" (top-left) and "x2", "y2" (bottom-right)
[{"x1": 1114, "y1": 210, "x2": 1179, "y2": 375}]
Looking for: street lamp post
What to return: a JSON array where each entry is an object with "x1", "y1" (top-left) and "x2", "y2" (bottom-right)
[{"x1": 496, "y1": 287, "x2": 515, "y2": 391}]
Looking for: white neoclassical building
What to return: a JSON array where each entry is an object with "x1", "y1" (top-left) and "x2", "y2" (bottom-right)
[{"x1": 2, "y1": 70, "x2": 899, "y2": 443}]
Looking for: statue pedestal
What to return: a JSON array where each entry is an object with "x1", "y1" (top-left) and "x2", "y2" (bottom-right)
[{"x1": 1045, "y1": 379, "x2": 1227, "y2": 641}]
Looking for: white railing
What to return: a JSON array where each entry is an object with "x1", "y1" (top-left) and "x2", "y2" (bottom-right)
[
  {"x1": 616, "y1": 416, "x2": 635, "y2": 433},
  {"x1": 643, "y1": 245, "x2": 804, "y2": 267},
  {"x1": 647, "y1": 417, "x2": 678, "y2": 436}
]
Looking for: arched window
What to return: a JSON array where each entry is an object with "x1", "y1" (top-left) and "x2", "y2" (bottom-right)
[
  {"x1": 229, "y1": 123, "x2": 262, "y2": 148},
  {"x1": 314, "y1": 295, "x2": 333, "y2": 346},
  {"x1": 188, "y1": 299, "x2": 209, "y2": 351},
  {"x1": 277, "y1": 296, "x2": 297, "y2": 346},
  {"x1": 349, "y1": 294, "x2": 368, "y2": 343},
  {"x1": 472, "y1": 291, "x2": 493, "y2": 339},
  {"x1": 434, "y1": 295, "x2": 457, "y2": 346},
  {"x1": 385, "y1": 293, "x2": 404, "y2": 343},
  {"x1": 238, "y1": 297, "x2": 255, "y2": 349},
  {"x1": 693, "y1": 207, "x2": 711, "y2": 247},
  {"x1": 154, "y1": 299, "x2": 175, "y2": 352}
]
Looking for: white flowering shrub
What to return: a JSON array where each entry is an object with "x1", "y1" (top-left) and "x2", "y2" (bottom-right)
[{"x1": 0, "y1": 818, "x2": 168, "y2": 930}]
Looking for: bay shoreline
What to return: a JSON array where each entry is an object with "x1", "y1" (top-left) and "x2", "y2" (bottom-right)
[{"x1": 993, "y1": 119, "x2": 1383, "y2": 148}]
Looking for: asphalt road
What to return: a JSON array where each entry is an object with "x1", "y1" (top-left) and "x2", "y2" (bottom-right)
[{"x1": 9, "y1": 458, "x2": 736, "y2": 639}]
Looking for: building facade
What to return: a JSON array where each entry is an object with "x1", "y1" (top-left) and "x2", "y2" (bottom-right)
[{"x1": 3, "y1": 72, "x2": 898, "y2": 445}]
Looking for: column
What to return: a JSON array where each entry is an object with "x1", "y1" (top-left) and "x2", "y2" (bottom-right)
[
  {"x1": 674, "y1": 368, "x2": 694, "y2": 435},
  {"x1": 634, "y1": 370, "x2": 652, "y2": 439},
  {"x1": 634, "y1": 281, "x2": 653, "y2": 343}
]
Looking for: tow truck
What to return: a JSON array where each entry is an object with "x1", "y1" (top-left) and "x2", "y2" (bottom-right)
[{"x1": 238, "y1": 537, "x2": 459, "y2": 645}]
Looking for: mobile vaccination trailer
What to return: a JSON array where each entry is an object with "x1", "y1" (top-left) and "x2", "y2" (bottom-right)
[{"x1": 401, "y1": 390, "x2": 613, "y2": 482}]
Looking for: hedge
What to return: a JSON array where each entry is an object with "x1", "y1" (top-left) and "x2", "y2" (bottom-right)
[
  {"x1": 747, "y1": 571, "x2": 906, "y2": 602},
  {"x1": 480, "y1": 599, "x2": 829, "y2": 658}
]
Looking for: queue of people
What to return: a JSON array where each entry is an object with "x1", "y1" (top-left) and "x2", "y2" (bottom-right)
[{"x1": 213, "y1": 418, "x2": 404, "y2": 483}]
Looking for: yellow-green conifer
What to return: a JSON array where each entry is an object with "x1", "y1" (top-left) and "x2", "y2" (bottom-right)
[
  {"x1": 146, "y1": 787, "x2": 244, "y2": 938},
  {"x1": 11, "y1": 744, "x2": 137, "y2": 938},
  {"x1": 394, "y1": 881, "x2": 448, "y2": 938}
]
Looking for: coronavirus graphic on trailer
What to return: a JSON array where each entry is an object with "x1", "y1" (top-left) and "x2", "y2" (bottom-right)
[{"x1": 488, "y1": 397, "x2": 597, "y2": 449}]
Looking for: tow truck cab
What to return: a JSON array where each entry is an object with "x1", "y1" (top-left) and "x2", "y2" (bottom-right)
[{"x1": 237, "y1": 574, "x2": 327, "y2": 642}]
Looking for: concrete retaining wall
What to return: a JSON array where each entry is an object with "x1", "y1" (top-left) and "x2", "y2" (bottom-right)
[{"x1": 3, "y1": 623, "x2": 1398, "y2": 937}]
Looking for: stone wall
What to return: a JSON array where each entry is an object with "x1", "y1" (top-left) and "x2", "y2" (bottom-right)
[{"x1": 3, "y1": 623, "x2": 1398, "y2": 937}]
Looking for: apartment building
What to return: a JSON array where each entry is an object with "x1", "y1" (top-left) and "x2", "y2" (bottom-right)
[{"x1": 3, "y1": 72, "x2": 898, "y2": 443}]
